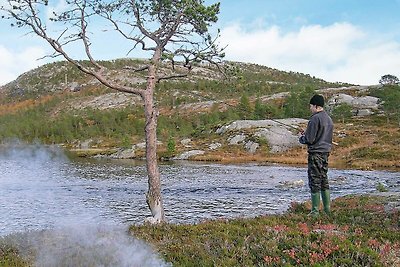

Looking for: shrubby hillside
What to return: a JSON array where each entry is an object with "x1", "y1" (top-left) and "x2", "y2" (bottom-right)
[{"x1": 0, "y1": 59, "x2": 399, "y2": 170}]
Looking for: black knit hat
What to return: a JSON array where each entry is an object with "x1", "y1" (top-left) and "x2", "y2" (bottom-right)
[{"x1": 309, "y1": 94, "x2": 324, "y2": 107}]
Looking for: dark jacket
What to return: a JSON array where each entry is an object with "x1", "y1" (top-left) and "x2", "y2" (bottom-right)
[{"x1": 299, "y1": 110, "x2": 333, "y2": 153}]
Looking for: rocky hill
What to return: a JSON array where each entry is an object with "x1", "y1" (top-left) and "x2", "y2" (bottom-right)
[
  {"x1": 0, "y1": 58, "x2": 344, "y2": 101},
  {"x1": 1, "y1": 59, "x2": 398, "y2": 170}
]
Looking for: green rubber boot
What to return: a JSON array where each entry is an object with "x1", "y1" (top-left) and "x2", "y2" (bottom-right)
[
  {"x1": 321, "y1": 190, "x2": 331, "y2": 215},
  {"x1": 308, "y1": 192, "x2": 320, "y2": 216}
]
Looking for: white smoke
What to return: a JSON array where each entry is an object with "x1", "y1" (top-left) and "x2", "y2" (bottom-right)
[
  {"x1": 0, "y1": 142, "x2": 170, "y2": 266},
  {"x1": 7, "y1": 224, "x2": 170, "y2": 267},
  {"x1": 0, "y1": 140, "x2": 67, "y2": 163}
]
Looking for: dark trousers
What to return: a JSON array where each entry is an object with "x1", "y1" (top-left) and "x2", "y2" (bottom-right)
[{"x1": 307, "y1": 152, "x2": 330, "y2": 193}]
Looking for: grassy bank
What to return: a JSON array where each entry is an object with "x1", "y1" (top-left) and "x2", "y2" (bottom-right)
[
  {"x1": 129, "y1": 194, "x2": 400, "y2": 266},
  {"x1": 1, "y1": 195, "x2": 399, "y2": 266}
]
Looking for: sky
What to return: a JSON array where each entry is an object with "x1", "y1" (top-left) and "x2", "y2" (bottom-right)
[{"x1": 1, "y1": 0, "x2": 400, "y2": 86}]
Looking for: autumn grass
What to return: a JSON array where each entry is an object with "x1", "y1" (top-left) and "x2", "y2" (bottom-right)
[
  {"x1": 0, "y1": 95, "x2": 55, "y2": 116},
  {"x1": 129, "y1": 195, "x2": 400, "y2": 267},
  {"x1": 1, "y1": 194, "x2": 399, "y2": 266}
]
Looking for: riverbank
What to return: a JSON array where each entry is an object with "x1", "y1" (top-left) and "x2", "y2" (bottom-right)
[
  {"x1": 129, "y1": 194, "x2": 400, "y2": 266},
  {"x1": 1, "y1": 194, "x2": 399, "y2": 266},
  {"x1": 65, "y1": 117, "x2": 400, "y2": 172}
]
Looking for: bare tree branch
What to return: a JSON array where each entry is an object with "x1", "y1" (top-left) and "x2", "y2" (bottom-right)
[
  {"x1": 157, "y1": 73, "x2": 187, "y2": 81},
  {"x1": 78, "y1": 0, "x2": 103, "y2": 70},
  {"x1": 122, "y1": 64, "x2": 150, "y2": 73}
]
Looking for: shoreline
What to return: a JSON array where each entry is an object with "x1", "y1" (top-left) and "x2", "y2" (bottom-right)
[{"x1": 67, "y1": 146, "x2": 400, "y2": 172}]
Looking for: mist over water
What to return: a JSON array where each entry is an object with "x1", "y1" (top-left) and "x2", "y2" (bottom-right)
[
  {"x1": 1, "y1": 142, "x2": 399, "y2": 265},
  {"x1": 0, "y1": 142, "x2": 170, "y2": 266}
]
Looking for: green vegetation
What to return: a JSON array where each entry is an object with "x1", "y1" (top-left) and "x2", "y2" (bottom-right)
[
  {"x1": 0, "y1": 59, "x2": 350, "y2": 149},
  {"x1": 129, "y1": 195, "x2": 399, "y2": 266},
  {"x1": 0, "y1": 97, "x2": 262, "y2": 147},
  {"x1": 0, "y1": 246, "x2": 29, "y2": 267},
  {"x1": 283, "y1": 86, "x2": 316, "y2": 119},
  {"x1": 376, "y1": 183, "x2": 389, "y2": 192},
  {"x1": 3, "y1": 195, "x2": 397, "y2": 266},
  {"x1": 370, "y1": 85, "x2": 400, "y2": 125},
  {"x1": 0, "y1": 84, "x2": 314, "y2": 148},
  {"x1": 166, "y1": 135, "x2": 176, "y2": 157},
  {"x1": 379, "y1": 74, "x2": 399, "y2": 86},
  {"x1": 1, "y1": 60, "x2": 400, "y2": 169},
  {"x1": 0, "y1": 101, "x2": 142, "y2": 146},
  {"x1": 237, "y1": 93, "x2": 253, "y2": 119},
  {"x1": 331, "y1": 103, "x2": 353, "y2": 123}
]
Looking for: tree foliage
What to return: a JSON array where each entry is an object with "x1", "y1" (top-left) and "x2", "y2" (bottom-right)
[
  {"x1": 379, "y1": 74, "x2": 399, "y2": 86},
  {"x1": 253, "y1": 98, "x2": 281, "y2": 120},
  {"x1": 331, "y1": 103, "x2": 353, "y2": 123},
  {"x1": 283, "y1": 86, "x2": 316, "y2": 119},
  {"x1": 237, "y1": 93, "x2": 252, "y2": 119},
  {"x1": 371, "y1": 85, "x2": 400, "y2": 125}
]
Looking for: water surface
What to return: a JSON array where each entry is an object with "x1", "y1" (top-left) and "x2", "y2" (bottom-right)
[{"x1": 1, "y1": 144, "x2": 399, "y2": 236}]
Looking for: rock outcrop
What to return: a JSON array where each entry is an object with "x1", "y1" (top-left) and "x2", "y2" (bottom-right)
[
  {"x1": 216, "y1": 119, "x2": 308, "y2": 154},
  {"x1": 327, "y1": 93, "x2": 380, "y2": 116}
]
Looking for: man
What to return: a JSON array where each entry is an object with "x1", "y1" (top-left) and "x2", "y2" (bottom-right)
[{"x1": 299, "y1": 94, "x2": 334, "y2": 216}]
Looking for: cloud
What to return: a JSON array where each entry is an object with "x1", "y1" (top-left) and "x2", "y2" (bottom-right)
[
  {"x1": 220, "y1": 22, "x2": 400, "y2": 85},
  {"x1": 0, "y1": 45, "x2": 47, "y2": 86}
]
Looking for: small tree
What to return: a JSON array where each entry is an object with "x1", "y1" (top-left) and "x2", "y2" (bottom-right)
[
  {"x1": 166, "y1": 135, "x2": 176, "y2": 156},
  {"x1": 372, "y1": 85, "x2": 400, "y2": 125},
  {"x1": 1, "y1": 0, "x2": 224, "y2": 223},
  {"x1": 253, "y1": 98, "x2": 265, "y2": 120},
  {"x1": 379, "y1": 74, "x2": 399, "y2": 86},
  {"x1": 284, "y1": 86, "x2": 316, "y2": 119},
  {"x1": 237, "y1": 93, "x2": 252, "y2": 119},
  {"x1": 253, "y1": 98, "x2": 280, "y2": 119},
  {"x1": 331, "y1": 103, "x2": 353, "y2": 123}
]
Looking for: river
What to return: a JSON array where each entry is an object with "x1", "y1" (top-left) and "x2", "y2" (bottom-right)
[{"x1": 1, "y1": 144, "x2": 399, "y2": 236}]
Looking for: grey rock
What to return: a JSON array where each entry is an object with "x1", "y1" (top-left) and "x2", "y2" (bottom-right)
[
  {"x1": 228, "y1": 134, "x2": 246, "y2": 145},
  {"x1": 259, "y1": 92, "x2": 290, "y2": 102},
  {"x1": 277, "y1": 179, "x2": 305, "y2": 189},
  {"x1": 353, "y1": 96, "x2": 380, "y2": 109},
  {"x1": 244, "y1": 141, "x2": 259, "y2": 154},
  {"x1": 80, "y1": 139, "x2": 93, "y2": 149},
  {"x1": 255, "y1": 126, "x2": 300, "y2": 153},
  {"x1": 178, "y1": 100, "x2": 220, "y2": 112},
  {"x1": 68, "y1": 82, "x2": 81, "y2": 92},
  {"x1": 133, "y1": 141, "x2": 163, "y2": 150},
  {"x1": 327, "y1": 93, "x2": 380, "y2": 116},
  {"x1": 110, "y1": 148, "x2": 135, "y2": 159},
  {"x1": 209, "y1": 143, "x2": 222, "y2": 150},
  {"x1": 328, "y1": 94, "x2": 379, "y2": 110},
  {"x1": 181, "y1": 138, "x2": 192, "y2": 147},
  {"x1": 328, "y1": 93, "x2": 354, "y2": 106},
  {"x1": 73, "y1": 92, "x2": 141, "y2": 110},
  {"x1": 216, "y1": 119, "x2": 307, "y2": 134},
  {"x1": 173, "y1": 150, "x2": 205, "y2": 160},
  {"x1": 217, "y1": 119, "x2": 307, "y2": 154},
  {"x1": 355, "y1": 109, "x2": 374, "y2": 116}
]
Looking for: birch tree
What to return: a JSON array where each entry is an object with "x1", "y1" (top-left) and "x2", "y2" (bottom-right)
[{"x1": 1, "y1": 0, "x2": 224, "y2": 223}]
